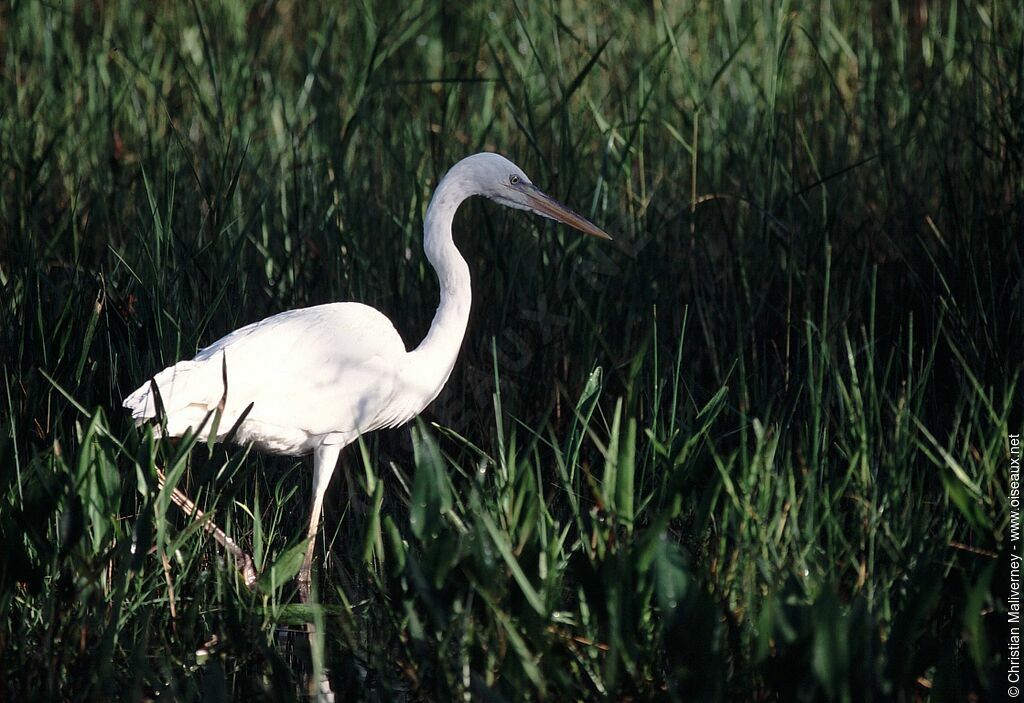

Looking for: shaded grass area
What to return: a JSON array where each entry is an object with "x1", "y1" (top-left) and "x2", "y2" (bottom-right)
[{"x1": 2, "y1": 1, "x2": 1021, "y2": 700}]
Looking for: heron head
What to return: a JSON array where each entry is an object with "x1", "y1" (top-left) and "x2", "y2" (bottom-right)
[{"x1": 459, "y1": 152, "x2": 613, "y2": 240}]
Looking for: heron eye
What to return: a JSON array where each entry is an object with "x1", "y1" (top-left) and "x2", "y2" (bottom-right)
[{"x1": 509, "y1": 174, "x2": 520, "y2": 185}]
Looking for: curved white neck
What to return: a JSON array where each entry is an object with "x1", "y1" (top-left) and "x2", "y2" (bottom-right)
[{"x1": 406, "y1": 168, "x2": 474, "y2": 403}]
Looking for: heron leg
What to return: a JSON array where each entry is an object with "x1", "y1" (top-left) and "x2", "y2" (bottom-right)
[
  {"x1": 156, "y1": 466, "x2": 258, "y2": 589},
  {"x1": 298, "y1": 444, "x2": 342, "y2": 603}
]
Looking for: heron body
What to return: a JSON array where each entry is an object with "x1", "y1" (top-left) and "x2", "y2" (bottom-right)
[
  {"x1": 123, "y1": 152, "x2": 610, "y2": 599},
  {"x1": 125, "y1": 303, "x2": 419, "y2": 453}
]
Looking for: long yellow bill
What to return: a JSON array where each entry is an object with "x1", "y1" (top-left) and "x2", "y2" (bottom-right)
[{"x1": 521, "y1": 185, "x2": 613, "y2": 240}]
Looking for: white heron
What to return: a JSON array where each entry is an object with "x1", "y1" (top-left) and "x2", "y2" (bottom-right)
[{"x1": 123, "y1": 152, "x2": 611, "y2": 600}]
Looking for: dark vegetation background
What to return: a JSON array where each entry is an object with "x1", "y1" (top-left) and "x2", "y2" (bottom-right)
[{"x1": 1, "y1": 1, "x2": 1021, "y2": 700}]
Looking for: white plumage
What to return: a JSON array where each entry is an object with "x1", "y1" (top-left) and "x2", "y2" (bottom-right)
[
  {"x1": 124, "y1": 303, "x2": 410, "y2": 453},
  {"x1": 124, "y1": 152, "x2": 611, "y2": 599}
]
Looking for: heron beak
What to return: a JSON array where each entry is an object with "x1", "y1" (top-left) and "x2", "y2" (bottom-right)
[{"x1": 520, "y1": 185, "x2": 613, "y2": 240}]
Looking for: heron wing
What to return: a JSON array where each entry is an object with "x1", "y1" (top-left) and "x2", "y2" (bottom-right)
[{"x1": 123, "y1": 302, "x2": 408, "y2": 446}]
